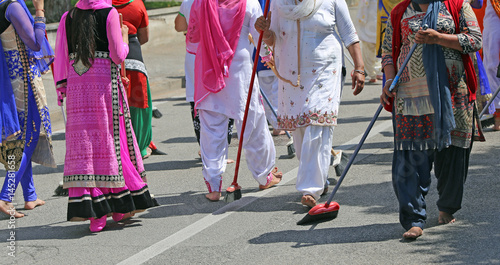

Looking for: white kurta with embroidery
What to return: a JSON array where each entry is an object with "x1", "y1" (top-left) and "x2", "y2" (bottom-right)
[
  {"x1": 196, "y1": 0, "x2": 265, "y2": 120},
  {"x1": 270, "y1": 0, "x2": 359, "y2": 130}
]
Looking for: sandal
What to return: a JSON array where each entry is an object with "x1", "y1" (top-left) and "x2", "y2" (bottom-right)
[
  {"x1": 259, "y1": 167, "x2": 283, "y2": 190},
  {"x1": 89, "y1": 216, "x2": 107, "y2": 232}
]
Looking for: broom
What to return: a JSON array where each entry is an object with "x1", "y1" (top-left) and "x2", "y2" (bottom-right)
[
  {"x1": 297, "y1": 32, "x2": 425, "y2": 225},
  {"x1": 224, "y1": 0, "x2": 271, "y2": 202}
]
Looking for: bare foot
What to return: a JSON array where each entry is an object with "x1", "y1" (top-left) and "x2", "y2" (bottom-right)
[
  {"x1": 205, "y1": 191, "x2": 221, "y2": 201},
  {"x1": 0, "y1": 200, "x2": 24, "y2": 218},
  {"x1": 226, "y1": 158, "x2": 235, "y2": 164},
  {"x1": 301, "y1": 195, "x2": 317, "y2": 208},
  {"x1": 258, "y1": 167, "x2": 283, "y2": 190},
  {"x1": 438, "y1": 211, "x2": 456, "y2": 224},
  {"x1": 272, "y1": 129, "x2": 286, "y2": 136},
  {"x1": 24, "y1": 198, "x2": 45, "y2": 210},
  {"x1": 368, "y1": 78, "x2": 377, "y2": 83},
  {"x1": 403, "y1": 227, "x2": 423, "y2": 239}
]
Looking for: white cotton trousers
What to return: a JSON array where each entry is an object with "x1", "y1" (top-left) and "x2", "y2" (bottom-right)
[
  {"x1": 258, "y1": 71, "x2": 279, "y2": 128},
  {"x1": 199, "y1": 108, "x2": 276, "y2": 192},
  {"x1": 293, "y1": 125, "x2": 334, "y2": 200},
  {"x1": 361, "y1": 41, "x2": 381, "y2": 80},
  {"x1": 483, "y1": 0, "x2": 500, "y2": 108}
]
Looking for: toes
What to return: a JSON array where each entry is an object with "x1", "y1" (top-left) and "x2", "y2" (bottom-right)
[
  {"x1": 403, "y1": 227, "x2": 423, "y2": 239},
  {"x1": 301, "y1": 195, "x2": 317, "y2": 208},
  {"x1": 438, "y1": 212, "x2": 456, "y2": 224},
  {"x1": 205, "y1": 192, "x2": 221, "y2": 201}
]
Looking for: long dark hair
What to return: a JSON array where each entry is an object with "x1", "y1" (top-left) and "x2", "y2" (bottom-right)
[{"x1": 68, "y1": 8, "x2": 97, "y2": 68}]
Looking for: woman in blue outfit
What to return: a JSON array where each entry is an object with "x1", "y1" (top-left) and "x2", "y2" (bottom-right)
[{"x1": 0, "y1": 0, "x2": 55, "y2": 217}]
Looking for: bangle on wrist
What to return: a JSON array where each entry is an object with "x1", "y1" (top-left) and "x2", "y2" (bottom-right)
[
  {"x1": 353, "y1": 69, "x2": 366, "y2": 76},
  {"x1": 386, "y1": 78, "x2": 394, "y2": 83},
  {"x1": 34, "y1": 17, "x2": 46, "y2": 23}
]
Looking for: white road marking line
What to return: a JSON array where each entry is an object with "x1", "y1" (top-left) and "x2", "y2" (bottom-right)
[
  {"x1": 118, "y1": 168, "x2": 298, "y2": 265},
  {"x1": 118, "y1": 119, "x2": 392, "y2": 265}
]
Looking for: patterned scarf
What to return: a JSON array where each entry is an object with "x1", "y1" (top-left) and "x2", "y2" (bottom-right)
[{"x1": 421, "y1": 1, "x2": 455, "y2": 150}]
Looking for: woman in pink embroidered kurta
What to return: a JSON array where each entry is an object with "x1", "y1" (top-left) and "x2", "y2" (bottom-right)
[
  {"x1": 256, "y1": 0, "x2": 365, "y2": 207},
  {"x1": 54, "y1": 0, "x2": 156, "y2": 232}
]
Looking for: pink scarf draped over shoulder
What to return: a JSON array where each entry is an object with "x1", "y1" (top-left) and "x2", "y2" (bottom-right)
[{"x1": 186, "y1": 0, "x2": 247, "y2": 105}]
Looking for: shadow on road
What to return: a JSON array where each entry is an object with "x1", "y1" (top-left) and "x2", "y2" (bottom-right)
[{"x1": 249, "y1": 223, "x2": 399, "y2": 247}]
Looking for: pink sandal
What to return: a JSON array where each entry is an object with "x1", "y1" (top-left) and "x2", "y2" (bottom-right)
[{"x1": 89, "y1": 216, "x2": 107, "y2": 232}]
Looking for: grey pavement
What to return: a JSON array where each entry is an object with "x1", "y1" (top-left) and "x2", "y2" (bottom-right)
[{"x1": 1, "y1": 5, "x2": 500, "y2": 265}]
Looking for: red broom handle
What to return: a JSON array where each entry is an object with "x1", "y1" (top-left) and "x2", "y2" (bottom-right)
[
  {"x1": 119, "y1": 14, "x2": 126, "y2": 78},
  {"x1": 231, "y1": 0, "x2": 271, "y2": 186}
]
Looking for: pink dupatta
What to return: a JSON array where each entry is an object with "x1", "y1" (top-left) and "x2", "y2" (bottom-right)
[{"x1": 186, "y1": 0, "x2": 247, "y2": 107}]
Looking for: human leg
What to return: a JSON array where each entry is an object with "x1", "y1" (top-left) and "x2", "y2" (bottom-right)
[
  {"x1": 392, "y1": 149, "x2": 433, "y2": 234},
  {"x1": 361, "y1": 41, "x2": 381, "y2": 82},
  {"x1": 21, "y1": 96, "x2": 44, "y2": 209},
  {"x1": 482, "y1": 17, "x2": 500, "y2": 130},
  {"x1": 294, "y1": 126, "x2": 333, "y2": 207},
  {"x1": 0, "y1": 90, "x2": 42, "y2": 216},
  {"x1": 226, "y1": 118, "x2": 235, "y2": 164},
  {"x1": 434, "y1": 144, "x2": 472, "y2": 224},
  {"x1": 233, "y1": 102, "x2": 279, "y2": 188},
  {"x1": 21, "y1": 163, "x2": 45, "y2": 210},
  {"x1": 190, "y1": 102, "x2": 201, "y2": 145},
  {"x1": 199, "y1": 109, "x2": 229, "y2": 200}
]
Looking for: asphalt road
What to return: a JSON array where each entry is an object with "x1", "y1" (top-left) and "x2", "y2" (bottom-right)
[{"x1": 1, "y1": 11, "x2": 500, "y2": 265}]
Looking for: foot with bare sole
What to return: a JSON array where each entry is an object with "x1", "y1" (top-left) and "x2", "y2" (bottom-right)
[
  {"x1": 403, "y1": 226, "x2": 423, "y2": 239},
  {"x1": 24, "y1": 198, "x2": 45, "y2": 210},
  {"x1": 301, "y1": 195, "x2": 317, "y2": 208},
  {"x1": 0, "y1": 200, "x2": 24, "y2": 218},
  {"x1": 272, "y1": 129, "x2": 286, "y2": 136},
  {"x1": 438, "y1": 211, "x2": 456, "y2": 224},
  {"x1": 258, "y1": 167, "x2": 283, "y2": 190},
  {"x1": 205, "y1": 191, "x2": 222, "y2": 201}
]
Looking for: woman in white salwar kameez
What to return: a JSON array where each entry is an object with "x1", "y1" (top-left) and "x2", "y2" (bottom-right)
[
  {"x1": 187, "y1": 0, "x2": 283, "y2": 201},
  {"x1": 256, "y1": 0, "x2": 365, "y2": 207}
]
